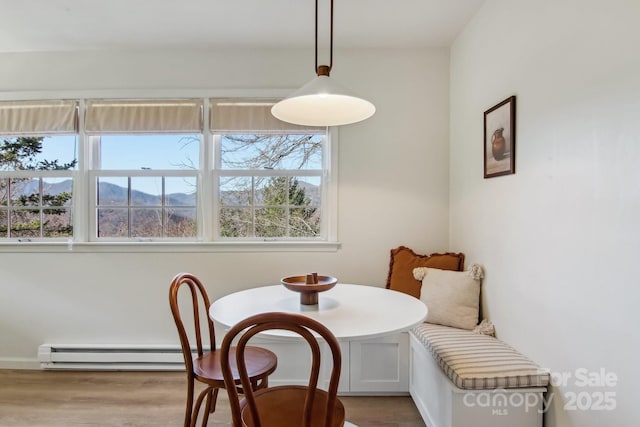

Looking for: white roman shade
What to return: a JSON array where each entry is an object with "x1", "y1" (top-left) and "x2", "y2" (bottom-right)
[
  {"x1": 210, "y1": 98, "x2": 325, "y2": 133},
  {"x1": 85, "y1": 99, "x2": 203, "y2": 134},
  {"x1": 0, "y1": 100, "x2": 78, "y2": 135}
]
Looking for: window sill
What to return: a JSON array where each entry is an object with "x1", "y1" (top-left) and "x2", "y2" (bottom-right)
[{"x1": 0, "y1": 241, "x2": 341, "y2": 253}]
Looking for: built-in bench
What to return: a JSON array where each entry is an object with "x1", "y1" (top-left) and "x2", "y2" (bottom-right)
[{"x1": 409, "y1": 323, "x2": 550, "y2": 427}]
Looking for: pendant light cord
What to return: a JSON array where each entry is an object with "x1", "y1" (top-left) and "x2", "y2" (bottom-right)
[{"x1": 315, "y1": 0, "x2": 333, "y2": 75}]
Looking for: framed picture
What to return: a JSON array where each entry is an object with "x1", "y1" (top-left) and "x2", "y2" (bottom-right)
[{"x1": 484, "y1": 96, "x2": 516, "y2": 178}]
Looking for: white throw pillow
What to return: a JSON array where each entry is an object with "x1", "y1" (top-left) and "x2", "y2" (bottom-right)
[{"x1": 413, "y1": 265, "x2": 483, "y2": 330}]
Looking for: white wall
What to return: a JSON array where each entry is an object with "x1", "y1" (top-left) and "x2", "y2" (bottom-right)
[
  {"x1": 0, "y1": 47, "x2": 451, "y2": 365},
  {"x1": 449, "y1": 1, "x2": 640, "y2": 426}
]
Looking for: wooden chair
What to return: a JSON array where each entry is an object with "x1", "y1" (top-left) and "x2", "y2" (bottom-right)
[
  {"x1": 220, "y1": 311, "x2": 347, "y2": 427},
  {"x1": 169, "y1": 273, "x2": 278, "y2": 427}
]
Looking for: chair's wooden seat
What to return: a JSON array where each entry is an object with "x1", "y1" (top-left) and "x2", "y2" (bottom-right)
[
  {"x1": 193, "y1": 346, "x2": 278, "y2": 386},
  {"x1": 240, "y1": 385, "x2": 345, "y2": 427}
]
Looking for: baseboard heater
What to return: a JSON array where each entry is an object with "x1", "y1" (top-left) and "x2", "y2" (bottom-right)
[{"x1": 38, "y1": 344, "x2": 187, "y2": 371}]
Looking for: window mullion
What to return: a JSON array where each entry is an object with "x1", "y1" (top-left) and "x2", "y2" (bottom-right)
[
  {"x1": 201, "y1": 109, "x2": 214, "y2": 242},
  {"x1": 38, "y1": 178, "x2": 44, "y2": 237},
  {"x1": 324, "y1": 130, "x2": 338, "y2": 241},
  {"x1": 161, "y1": 176, "x2": 166, "y2": 238},
  {"x1": 73, "y1": 104, "x2": 90, "y2": 243}
]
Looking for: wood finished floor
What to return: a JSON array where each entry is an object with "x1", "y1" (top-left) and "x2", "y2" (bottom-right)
[{"x1": 0, "y1": 370, "x2": 426, "y2": 427}]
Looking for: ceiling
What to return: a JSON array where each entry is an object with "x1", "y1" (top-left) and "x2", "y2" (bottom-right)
[{"x1": 0, "y1": 0, "x2": 485, "y2": 53}]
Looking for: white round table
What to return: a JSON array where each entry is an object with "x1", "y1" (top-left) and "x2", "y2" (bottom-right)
[{"x1": 209, "y1": 283, "x2": 427, "y2": 340}]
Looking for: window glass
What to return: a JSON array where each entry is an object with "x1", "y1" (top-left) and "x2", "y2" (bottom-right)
[
  {"x1": 99, "y1": 134, "x2": 200, "y2": 170},
  {"x1": 220, "y1": 134, "x2": 322, "y2": 170},
  {"x1": 216, "y1": 134, "x2": 324, "y2": 240},
  {"x1": 93, "y1": 133, "x2": 200, "y2": 240},
  {"x1": 0, "y1": 135, "x2": 76, "y2": 239},
  {"x1": 0, "y1": 135, "x2": 77, "y2": 172}
]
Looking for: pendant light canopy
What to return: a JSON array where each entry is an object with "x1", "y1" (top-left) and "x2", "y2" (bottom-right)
[{"x1": 271, "y1": 0, "x2": 375, "y2": 127}]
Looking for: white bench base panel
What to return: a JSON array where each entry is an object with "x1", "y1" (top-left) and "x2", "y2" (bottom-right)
[
  {"x1": 250, "y1": 333, "x2": 410, "y2": 395},
  {"x1": 409, "y1": 332, "x2": 546, "y2": 427}
]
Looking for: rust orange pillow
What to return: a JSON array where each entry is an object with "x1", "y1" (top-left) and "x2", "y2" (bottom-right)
[{"x1": 386, "y1": 246, "x2": 465, "y2": 298}]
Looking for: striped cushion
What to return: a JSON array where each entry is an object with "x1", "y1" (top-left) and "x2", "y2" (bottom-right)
[{"x1": 411, "y1": 323, "x2": 549, "y2": 390}]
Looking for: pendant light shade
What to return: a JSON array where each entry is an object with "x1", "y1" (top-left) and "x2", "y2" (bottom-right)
[
  {"x1": 271, "y1": 68, "x2": 376, "y2": 127},
  {"x1": 271, "y1": 0, "x2": 375, "y2": 127}
]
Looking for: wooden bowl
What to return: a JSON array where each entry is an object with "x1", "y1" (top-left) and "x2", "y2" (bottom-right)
[{"x1": 281, "y1": 275, "x2": 338, "y2": 305}]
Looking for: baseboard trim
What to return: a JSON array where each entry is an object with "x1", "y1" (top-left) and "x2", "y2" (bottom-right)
[{"x1": 0, "y1": 358, "x2": 41, "y2": 370}]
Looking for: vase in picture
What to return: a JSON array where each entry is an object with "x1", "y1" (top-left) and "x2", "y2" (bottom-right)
[{"x1": 491, "y1": 127, "x2": 506, "y2": 160}]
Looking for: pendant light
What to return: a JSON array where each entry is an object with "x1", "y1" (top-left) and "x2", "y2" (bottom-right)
[{"x1": 271, "y1": 0, "x2": 375, "y2": 127}]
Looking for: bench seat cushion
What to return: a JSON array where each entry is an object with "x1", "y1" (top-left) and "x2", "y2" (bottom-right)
[{"x1": 411, "y1": 323, "x2": 550, "y2": 390}]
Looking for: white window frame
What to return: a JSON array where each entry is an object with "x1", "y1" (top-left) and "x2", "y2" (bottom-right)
[{"x1": 212, "y1": 133, "x2": 331, "y2": 242}]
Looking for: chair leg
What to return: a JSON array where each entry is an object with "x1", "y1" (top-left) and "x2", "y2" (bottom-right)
[
  {"x1": 208, "y1": 389, "x2": 219, "y2": 413},
  {"x1": 192, "y1": 387, "x2": 213, "y2": 427},
  {"x1": 201, "y1": 388, "x2": 217, "y2": 426},
  {"x1": 184, "y1": 378, "x2": 195, "y2": 427},
  {"x1": 253, "y1": 377, "x2": 268, "y2": 390},
  {"x1": 201, "y1": 391, "x2": 210, "y2": 427}
]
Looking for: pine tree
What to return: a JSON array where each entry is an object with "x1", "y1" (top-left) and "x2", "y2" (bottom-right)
[{"x1": 257, "y1": 176, "x2": 319, "y2": 238}]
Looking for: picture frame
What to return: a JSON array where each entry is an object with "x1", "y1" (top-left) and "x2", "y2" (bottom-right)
[{"x1": 484, "y1": 96, "x2": 516, "y2": 178}]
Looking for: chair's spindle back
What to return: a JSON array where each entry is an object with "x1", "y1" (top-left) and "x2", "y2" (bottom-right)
[
  {"x1": 221, "y1": 312, "x2": 342, "y2": 427},
  {"x1": 169, "y1": 273, "x2": 216, "y2": 366}
]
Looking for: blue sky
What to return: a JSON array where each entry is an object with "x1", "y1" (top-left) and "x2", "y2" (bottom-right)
[{"x1": 37, "y1": 134, "x2": 199, "y2": 170}]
